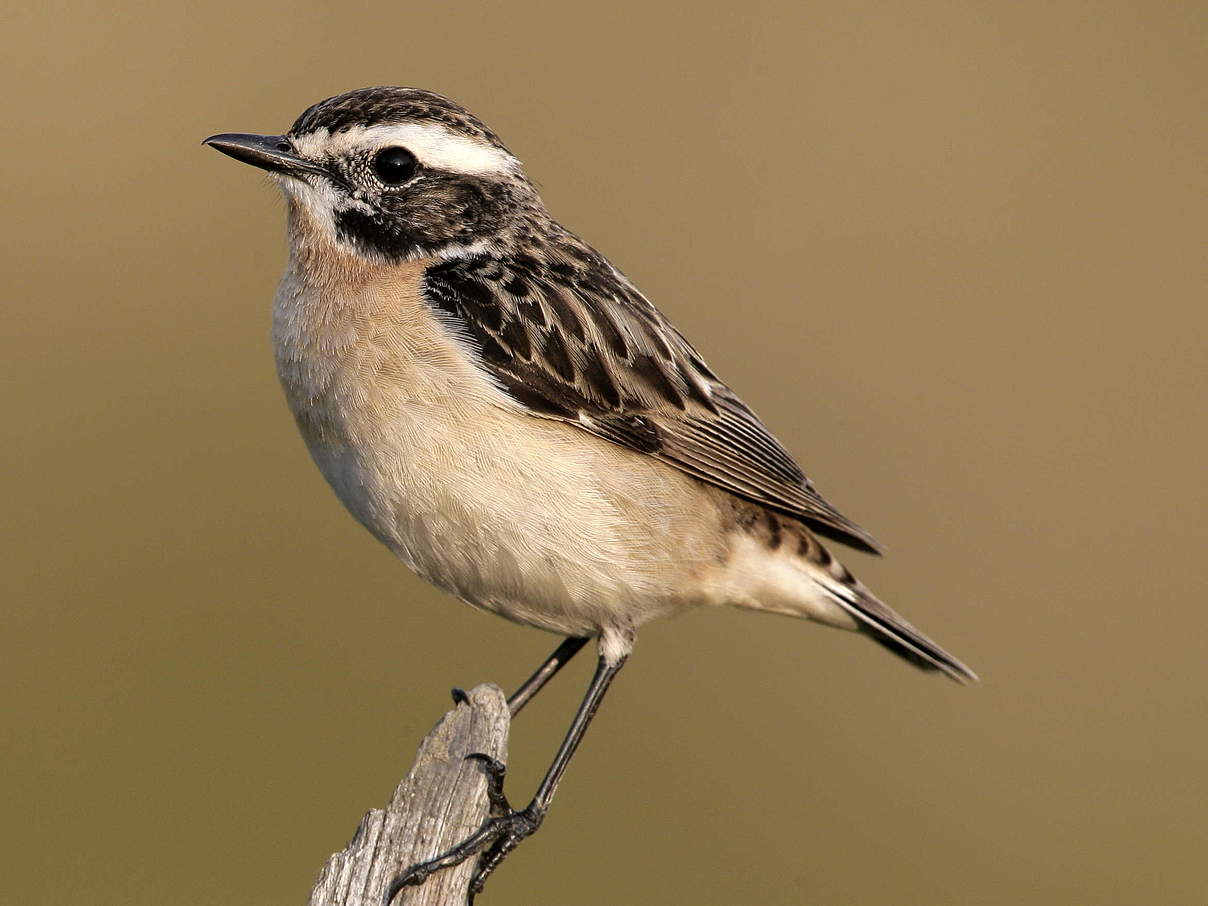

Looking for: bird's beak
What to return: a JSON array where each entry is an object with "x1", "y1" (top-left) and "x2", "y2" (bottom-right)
[{"x1": 202, "y1": 133, "x2": 329, "y2": 179}]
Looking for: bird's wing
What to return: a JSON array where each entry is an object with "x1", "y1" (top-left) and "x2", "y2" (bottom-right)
[{"x1": 422, "y1": 243, "x2": 882, "y2": 554}]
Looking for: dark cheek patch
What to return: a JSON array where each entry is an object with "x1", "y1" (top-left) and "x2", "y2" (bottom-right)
[
  {"x1": 333, "y1": 175, "x2": 512, "y2": 261},
  {"x1": 335, "y1": 208, "x2": 424, "y2": 260}
]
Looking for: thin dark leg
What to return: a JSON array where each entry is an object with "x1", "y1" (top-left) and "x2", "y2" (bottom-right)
[
  {"x1": 387, "y1": 653, "x2": 626, "y2": 904},
  {"x1": 506, "y1": 636, "x2": 589, "y2": 717},
  {"x1": 524, "y1": 653, "x2": 624, "y2": 811},
  {"x1": 467, "y1": 654, "x2": 625, "y2": 897}
]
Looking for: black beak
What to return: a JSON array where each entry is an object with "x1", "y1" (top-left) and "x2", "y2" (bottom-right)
[{"x1": 202, "y1": 133, "x2": 329, "y2": 179}]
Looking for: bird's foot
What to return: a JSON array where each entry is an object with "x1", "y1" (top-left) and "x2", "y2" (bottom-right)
[
  {"x1": 464, "y1": 753, "x2": 512, "y2": 816},
  {"x1": 385, "y1": 757, "x2": 544, "y2": 905},
  {"x1": 466, "y1": 804, "x2": 544, "y2": 901},
  {"x1": 385, "y1": 807, "x2": 545, "y2": 904}
]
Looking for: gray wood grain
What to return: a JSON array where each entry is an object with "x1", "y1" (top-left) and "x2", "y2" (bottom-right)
[{"x1": 307, "y1": 684, "x2": 510, "y2": 906}]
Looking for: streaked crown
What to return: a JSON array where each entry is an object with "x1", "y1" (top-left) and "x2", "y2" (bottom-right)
[{"x1": 288, "y1": 87, "x2": 510, "y2": 152}]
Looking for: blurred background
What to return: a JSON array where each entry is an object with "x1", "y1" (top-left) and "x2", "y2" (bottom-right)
[{"x1": 3, "y1": 2, "x2": 1205, "y2": 904}]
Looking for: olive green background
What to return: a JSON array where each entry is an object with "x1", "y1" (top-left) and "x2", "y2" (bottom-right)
[{"x1": 3, "y1": 2, "x2": 1205, "y2": 904}]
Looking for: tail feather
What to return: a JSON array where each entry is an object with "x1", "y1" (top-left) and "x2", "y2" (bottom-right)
[
  {"x1": 723, "y1": 510, "x2": 976, "y2": 683},
  {"x1": 827, "y1": 579, "x2": 978, "y2": 684}
]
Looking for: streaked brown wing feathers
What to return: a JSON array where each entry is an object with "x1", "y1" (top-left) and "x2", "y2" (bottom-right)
[{"x1": 423, "y1": 244, "x2": 882, "y2": 553}]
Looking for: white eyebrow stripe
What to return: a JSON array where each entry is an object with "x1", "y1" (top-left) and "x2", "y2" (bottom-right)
[{"x1": 294, "y1": 122, "x2": 518, "y2": 176}]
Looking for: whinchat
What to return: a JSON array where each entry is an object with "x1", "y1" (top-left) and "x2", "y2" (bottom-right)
[{"x1": 204, "y1": 87, "x2": 974, "y2": 899}]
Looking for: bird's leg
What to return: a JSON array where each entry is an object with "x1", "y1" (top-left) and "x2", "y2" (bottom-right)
[
  {"x1": 468, "y1": 653, "x2": 624, "y2": 898},
  {"x1": 450, "y1": 636, "x2": 585, "y2": 715},
  {"x1": 386, "y1": 652, "x2": 626, "y2": 904},
  {"x1": 505, "y1": 635, "x2": 589, "y2": 717},
  {"x1": 455, "y1": 637, "x2": 589, "y2": 817}
]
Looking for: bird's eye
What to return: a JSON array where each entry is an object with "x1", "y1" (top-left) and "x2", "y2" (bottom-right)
[{"x1": 372, "y1": 147, "x2": 418, "y2": 185}]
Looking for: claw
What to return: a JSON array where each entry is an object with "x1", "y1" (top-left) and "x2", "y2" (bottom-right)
[
  {"x1": 464, "y1": 751, "x2": 504, "y2": 771},
  {"x1": 465, "y1": 752, "x2": 510, "y2": 815},
  {"x1": 450, "y1": 687, "x2": 470, "y2": 705},
  {"x1": 385, "y1": 864, "x2": 429, "y2": 904},
  {"x1": 386, "y1": 869, "x2": 429, "y2": 903}
]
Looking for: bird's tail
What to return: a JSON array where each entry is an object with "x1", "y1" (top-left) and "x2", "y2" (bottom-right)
[
  {"x1": 722, "y1": 513, "x2": 976, "y2": 682},
  {"x1": 800, "y1": 527, "x2": 975, "y2": 682},
  {"x1": 826, "y1": 574, "x2": 978, "y2": 683},
  {"x1": 739, "y1": 524, "x2": 976, "y2": 683}
]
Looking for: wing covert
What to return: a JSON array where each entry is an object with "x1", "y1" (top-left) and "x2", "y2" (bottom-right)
[{"x1": 422, "y1": 242, "x2": 882, "y2": 554}]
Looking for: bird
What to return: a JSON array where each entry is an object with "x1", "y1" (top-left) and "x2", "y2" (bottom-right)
[{"x1": 203, "y1": 86, "x2": 975, "y2": 900}]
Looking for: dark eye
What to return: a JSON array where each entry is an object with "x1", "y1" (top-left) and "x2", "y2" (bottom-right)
[{"x1": 372, "y1": 147, "x2": 418, "y2": 185}]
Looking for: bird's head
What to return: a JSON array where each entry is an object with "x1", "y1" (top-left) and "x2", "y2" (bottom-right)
[{"x1": 204, "y1": 87, "x2": 539, "y2": 263}]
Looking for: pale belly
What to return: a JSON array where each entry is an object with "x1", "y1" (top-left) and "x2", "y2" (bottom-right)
[
  {"x1": 300, "y1": 394, "x2": 727, "y2": 638},
  {"x1": 271, "y1": 252, "x2": 726, "y2": 639}
]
